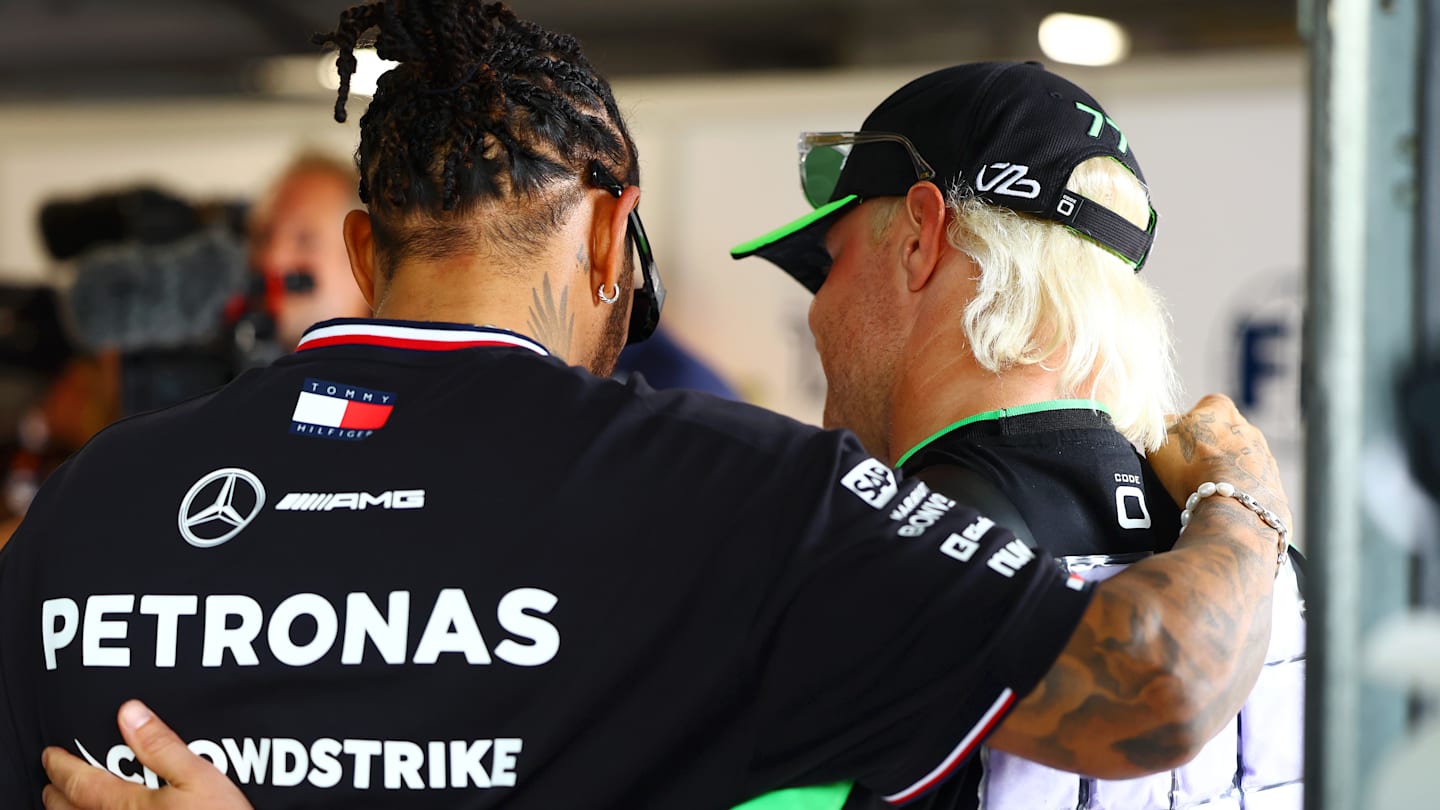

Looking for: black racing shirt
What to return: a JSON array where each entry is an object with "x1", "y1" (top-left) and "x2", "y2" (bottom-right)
[
  {"x1": 838, "y1": 401, "x2": 1182, "y2": 810},
  {"x1": 898, "y1": 402, "x2": 1181, "y2": 558},
  {"x1": 0, "y1": 319, "x2": 1092, "y2": 810}
]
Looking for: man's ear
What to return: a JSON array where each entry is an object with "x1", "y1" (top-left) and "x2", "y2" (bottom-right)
[
  {"x1": 901, "y1": 182, "x2": 949, "y2": 293},
  {"x1": 590, "y1": 185, "x2": 641, "y2": 304},
  {"x1": 342, "y1": 209, "x2": 381, "y2": 311}
]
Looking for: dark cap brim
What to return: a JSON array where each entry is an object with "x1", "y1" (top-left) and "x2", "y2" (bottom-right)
[{"x1": 729, "y1": 195, "x2": 860, "y2": 294}]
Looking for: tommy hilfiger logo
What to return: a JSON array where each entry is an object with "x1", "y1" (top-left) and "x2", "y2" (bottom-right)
[{"x1": 290, "y1": 378, "x2": 395, "y2": 442}]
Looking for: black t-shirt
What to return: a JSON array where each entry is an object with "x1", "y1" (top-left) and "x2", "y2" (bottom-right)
[
  {"x1": 836, "y1": 403, "x2": 1182, "y2": 810},
  {"x1": 0, "y1": 319, "x2": 1092, "y2": 810}
]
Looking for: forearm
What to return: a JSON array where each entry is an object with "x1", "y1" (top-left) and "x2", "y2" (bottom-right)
[{"x1": 989, "y1": 496, "x2": 1277, "y2": 778}]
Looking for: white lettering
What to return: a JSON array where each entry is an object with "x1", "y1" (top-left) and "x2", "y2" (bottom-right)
[
  {"x1": 428, "y1": 741, "x2": 446, "y2": 789},
  {"x1": 271, "y1": 738, "x2": 308, "y2": 787},
  {"x1": 223, "y1": 737, "x2": 271, "y2": 784},
  {"x1": 495, "y1": 589, "x2": 559, "y2": 666},
  {"x1": 42, "y1": 598, "x2": 78, "y2": 671},
  {"x1": 491, "y1": 739, "x2": 522, "y2": 787},
  {"x1": 450, "y1": 739, "x2": 493, "y2": 788},
  {"x1": 141, "y1": 595, "x2": 198, "y2": 668},
  {"x1": 962, "y1": 516, "x2": 995, "y2": 541},
  {"x1": 308, "y1": 738, "x2": 343, "y2": 789},
  {"x1": 45, "y1": 588, "x2": 555, "y2": 671},
  {"x1": 1115, "y1": 485, "x2": 1153, "y2": 530},
  {"x1": 359, "y1": 492, "x2": 393, "y2": 510},
  {"x1": 204, "y1": 596, "x2": 263, "y2": 667},
  {"x1": 277, "y1": 490, "x2": 425, "y2": 512},
  {"x1": 940, "y1": 533, "x2": 981, "y2": 562},
  {"x1": 268, "y1": 594, "x2": 339, "y2": 667},
  {"x1": 83, "y1": 595, "x2": 133, "y2": 668},
  {"x1": 896, "y1": 493, "x2": 956, "y2": 538},
  {"x1": 987, "y1": 540, "x2": 1037, "y2": 578},
  {"x1": 344, "y1": 739, "x2": 382, "y2": 789},
  {"x1": 414, "y1": 589, "x2": 492, "y2": 665},
  {"x1": 106, "y1": 744, "x2": 144, "y2": 785},
  {"x1": 80, "y1": 734, "x2": 522, "y2": 792},
  {"x1": 888, "y1": 483, "x2": 931, "y2": 521},
  {"x1": 384, "y1": 741, "x2": 426, "y2": 789},
  {"x1": 343, "y1": 592, "x2": 410, "y2": 665}
]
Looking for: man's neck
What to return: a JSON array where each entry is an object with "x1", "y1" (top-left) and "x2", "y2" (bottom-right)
[
  {"x1": 370, "y1": 253, "x2": 580, "y2": 360},
  {"x1": 887, "y1": 336, "x2": 1068, "y2": 466}
]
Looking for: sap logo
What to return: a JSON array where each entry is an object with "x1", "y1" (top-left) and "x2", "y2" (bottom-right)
[
  {"x1": 987, "y1": 539, "x2": 1037, "y2": 578},
  {"x1": 275, "y1": 490, "x2": 426, "y2": 512},
  {"x1": 840, "y1": 459, "x2": 899, "y2": 510},
  {"x1": 976, "y1": 163, "x2": 1041, "y2": 199}
]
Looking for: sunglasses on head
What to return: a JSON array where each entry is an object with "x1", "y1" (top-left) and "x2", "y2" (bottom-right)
[
  {"x1": 589, "y1": 161, "x2": 666, "y2": 345},
  {"x1": 798, "y1": 131, "x2": 936, "y2": 209}
]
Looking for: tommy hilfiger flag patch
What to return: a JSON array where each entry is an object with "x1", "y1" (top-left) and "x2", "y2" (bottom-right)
[{"x1": 290, "y1": 378, "x2": 396, "y2": 441}]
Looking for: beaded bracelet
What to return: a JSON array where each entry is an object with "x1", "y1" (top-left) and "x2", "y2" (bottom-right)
[{"x1": 1178, "y1": 481, "x2": 1290, "y2": 571}]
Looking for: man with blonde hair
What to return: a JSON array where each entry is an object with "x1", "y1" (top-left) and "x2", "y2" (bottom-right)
[
  {"x1": 249, "y1": 152, "x2": 370, "y2": 349},
  {"x1": 733, "y1": 61, "x2": 1303, "y2": 809}
]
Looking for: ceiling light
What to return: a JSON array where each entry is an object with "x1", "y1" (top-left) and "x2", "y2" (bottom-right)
[
  {"x1": 316, "y1": 48, "x2": 399, "y2": 97},
  {"x1": 1038, "y1": 13, "x2": 1131, "y2": 67}
]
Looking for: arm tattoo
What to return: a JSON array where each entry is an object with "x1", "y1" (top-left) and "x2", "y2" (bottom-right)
[
  {"x1": 994, "y1": 503, "x2": 1276, "y2": 777},
  {"x1": 528, "y1": 273, "x2": 575, "y2": 360}
]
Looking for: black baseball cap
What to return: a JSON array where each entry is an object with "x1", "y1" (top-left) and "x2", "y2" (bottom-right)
[{"x1": 730, "y1": 61, "x2": 1158, "y2": 293}]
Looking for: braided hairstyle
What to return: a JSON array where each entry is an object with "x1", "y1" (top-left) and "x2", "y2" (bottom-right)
[{"x1": 314, "y1": 1, "x2": 639, "y2": 273}]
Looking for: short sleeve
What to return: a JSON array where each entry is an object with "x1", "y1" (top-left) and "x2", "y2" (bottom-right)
[{"x1": 743, "y1": 433, "x2": 1092, "y2": 804}]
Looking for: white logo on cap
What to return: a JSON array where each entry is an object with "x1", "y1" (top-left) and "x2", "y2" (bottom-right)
[{"x1": 976, "y1": 163, "x2": 1041, "y2": 200}]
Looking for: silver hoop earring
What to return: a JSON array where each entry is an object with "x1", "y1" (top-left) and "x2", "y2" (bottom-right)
[{"x1": 598, "y1": 283, "x2": 620, "y2": 305}]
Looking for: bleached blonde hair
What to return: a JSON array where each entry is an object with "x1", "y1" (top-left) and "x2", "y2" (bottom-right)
[{"x1": 943, "y1": 157, "x2": 1179, "y2": 451}]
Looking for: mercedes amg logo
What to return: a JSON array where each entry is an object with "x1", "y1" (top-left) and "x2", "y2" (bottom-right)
[{"x1": 177, "y1": 468, "x2": 266, "y2": 548}]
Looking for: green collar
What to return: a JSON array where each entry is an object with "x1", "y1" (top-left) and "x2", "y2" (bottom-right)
[{"x1": 893, "y1": 399, "x2": 1111, "y2": 469}]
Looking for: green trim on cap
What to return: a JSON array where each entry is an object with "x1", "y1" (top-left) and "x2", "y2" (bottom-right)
[
  {"x1": 729, "y1": 195, "x2": 860, "y2": 257},
  {"x1": 894, "y1": 399, "x2": 1111, "y2": 469},
  {"x1": 730, "y1": 783, "x2": 853, "y2": 810}
]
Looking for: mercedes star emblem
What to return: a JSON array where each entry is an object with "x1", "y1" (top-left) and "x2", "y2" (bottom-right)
[{"x1": 178, "y1": 467, "x2": 266, "y2": 548}]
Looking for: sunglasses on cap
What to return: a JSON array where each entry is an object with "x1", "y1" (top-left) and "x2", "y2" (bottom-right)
[
  {"x1": 799, "y1": 131, "x2": 936, "y2": 209},
  {"x1": 588, "y1": 161, "x2": 666, "y2": 345}
]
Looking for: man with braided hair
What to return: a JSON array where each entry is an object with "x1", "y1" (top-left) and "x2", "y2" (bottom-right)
[{"x1": 8, "y1": 4, "x2": 1291, "y2": 810}]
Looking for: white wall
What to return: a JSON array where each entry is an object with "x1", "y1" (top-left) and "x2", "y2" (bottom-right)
[{"x1": 0, "y1": 53, "x2": 1308, "y2": 523}]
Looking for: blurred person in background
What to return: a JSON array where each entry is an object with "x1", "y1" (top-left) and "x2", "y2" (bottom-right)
[
  {"x1": 614, "y1": 326, "x2": 739, "y2": 399},
  {"x1": 249, "y1": 152, "x2": 371, "y2": 349},
  {"x1": 20, "y1": 6, "x2": 1289, "y2": 810},
  {"x1": 0, "y1": 287, "x2": 118, "y2": 552},
  {"x1": 733, "y1": 61, "x2": 1305, "y2": 810}
]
